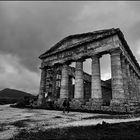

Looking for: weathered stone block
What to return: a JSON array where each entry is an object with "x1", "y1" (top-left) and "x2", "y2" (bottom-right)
[
  {"x1": 101, "y1": 106, "x2": 112, "y2": 112},
  {"x1": 85, "y1": 102, "x2": 92, "y2": 106},
  {"x1": 70, "y1": 99, "x2": 83, "y2": 110},
  {"x1": 89, "y1": 98, "x2": 103, "y2": 106},
  {"x1": 112, "y1": 106, "x2": 127, "y2": 113},
  {"x1": 82, "y1": 105, "x2": 91, "y2": 111},
  {"x1": 110, "y1": 99, "x2": 126, "y2": 107},
  {"x1": 54, "y1": 99, "x2": 64, "y2": 108},
  {"x1": 90, "y1": 105, "x2": 101, "y2": 111}
]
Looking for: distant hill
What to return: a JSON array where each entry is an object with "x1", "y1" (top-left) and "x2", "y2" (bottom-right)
[{"x1": 0, "y1": 88, "x2": 35, "y2": 105}]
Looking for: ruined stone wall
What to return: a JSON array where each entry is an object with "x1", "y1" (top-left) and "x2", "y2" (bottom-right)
[
  {"x1": 68, "y1": 76, "x2": 73, "y2": 99},
  {"x1": 84, "y1": 81, "x2": 91, "y2": 101},
  {"x1": 128, "y1": 69, "x2": 139, "y2": 101},
  {"x1": 102, "y1": 87, "x2": 112, "y2": 106},
  {"x1": 43, "y1": 65, "x2": 112, "y2": 104}
]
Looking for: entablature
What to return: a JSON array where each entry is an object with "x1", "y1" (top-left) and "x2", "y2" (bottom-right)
[{"x1": 40, "y1": 29, "x2": 140, "y2": 79}]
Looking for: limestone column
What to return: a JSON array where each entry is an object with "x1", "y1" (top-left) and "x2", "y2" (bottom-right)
[
  {"x1": 129, "y1": 67, "x2": 134, "y2": 100},
  {"x1": 126, "y1": 62, "x2": 130, "y2": 77},
  {"x1": 38, "y1": 67, "x2": 47, "y2": 106},
  {"x1": 135, "y1": 74, "x2": 139, "y2": 101},
  {"x1": 91, "y1": 55, "x2": 102, "y2": 103},
  {"x1": 138, "y1": 78, "x2": 140, "y2": 101},
  {"x1": 74, "y1": 59, "x2": 84, "y2": 99},
  {"x1": 133, "y1": 72, "x2": 139, "y2": 101},
  {"x1": 121, "y1": 55, "x2": 129, "y2": 101},
  {"x1": 110, "y1": 49, "x2": 125, "y2": 105},
  {"x1": 60, "y1": 63, "x2": 69, "y2": 98},
  {"x1": 68, "y1": 76, "x2": 73, "y2": 99},
  {"x1": 126, "y1": 62, "x2": 131, "y2": 101}
]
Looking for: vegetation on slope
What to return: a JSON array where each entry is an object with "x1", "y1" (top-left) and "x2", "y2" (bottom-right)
[{"x1": 0, "y1": 88, "x2": 34, "y2": 105}]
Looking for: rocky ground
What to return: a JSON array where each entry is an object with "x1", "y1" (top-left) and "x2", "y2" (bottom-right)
[{"x1": 1, "y1": 104, "x2": 140, "y2": 140}]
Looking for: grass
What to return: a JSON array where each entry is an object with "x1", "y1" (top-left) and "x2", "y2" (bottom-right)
[
  {"x1": 10, "y1": 120, "x2": 140, "y2": 140},
  {"x1": 10, "y1": 119, "x2": 31, "y2": 128},
  {"x1": 0, "y1": 123, "x2": 5, "y2": 131}
]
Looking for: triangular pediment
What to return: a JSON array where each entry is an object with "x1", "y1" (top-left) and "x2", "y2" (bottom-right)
[{"x1": 39, "y1": 28, "x2": 119, "y2": 59}]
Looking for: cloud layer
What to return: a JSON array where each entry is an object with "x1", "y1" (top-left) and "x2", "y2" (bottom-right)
[
  {"x1": 0, "y1": 1, "x2": 140, "y2": 94},
  {"x1": 0, "y1": 53, "x2": 40, "y2": 94}
]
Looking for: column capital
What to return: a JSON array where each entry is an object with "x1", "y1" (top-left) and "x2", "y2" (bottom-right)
[
  {"x1": 40, "y1": 66, "x2": 45, "y2": 70},
  {"x1": 61, "y1": 60, "x2": 71, "y2": 66},
  {"x1": 75, "y1": 59, "x2": 83, "y2": 71},
  {"x1": 109, "y1": 48, "x2": 122, "y2": 55},
  {"x1": 40, "y1": 61, "x2": 53, "y2": 69},
  {"x1": 91, "y1": 54, "x2": 102, "y2": 59},
  {"x1": 53, "y1": 63, "x2": 62, "y2": 68},
  {"x1": 126, "y1": 60, "x2": 131, "y2": 66},
  {"x1": 121, "y1": 54, "x2": 126, "y2": 59},
  {"x1": 75, "y1": 58, "x2": 85, "y2": 62},
  {"x1": 40, "y1": 62, "x2": 45, "y2": 69},
  {"x1": 53, "y1": 61, "x2": 70, "y2": 69},
  {"x1": 121, "y1": 55, "x2": 128, "y2": 64},
  {"x1": 62, "y1": 64, "x2": 69, "y2": 70}
]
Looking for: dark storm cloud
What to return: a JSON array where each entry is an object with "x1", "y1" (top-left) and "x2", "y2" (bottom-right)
[
  {"x1": 0, "y1": 1, "x2": 140, "y2": 92},
  {"x1": 0, "y1": 2, "x2": 86, "y2": 71},
  {"x1": 1, "y1": 1, "x2": 140, "y2": 72}
]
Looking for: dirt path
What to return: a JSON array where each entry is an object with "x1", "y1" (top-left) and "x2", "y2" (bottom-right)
[{"x1": 0, "y1": 105, "x2": 140, "y2": 140}]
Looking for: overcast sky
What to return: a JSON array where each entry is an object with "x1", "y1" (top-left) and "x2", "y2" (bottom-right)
[{"x1": 0, "y1": 1, "x2": 140, "y2": 94}]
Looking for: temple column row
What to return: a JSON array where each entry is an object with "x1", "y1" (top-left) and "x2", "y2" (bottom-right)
[
  {"x1": 59, "y1": 49, "x2": 129, "y2": 106},
  {"x1": 38, "y1": 48, "x2": 138, "y2": 106},
  {"x1": 59, "y1": 55, "x2": 102, "y2": 101}
]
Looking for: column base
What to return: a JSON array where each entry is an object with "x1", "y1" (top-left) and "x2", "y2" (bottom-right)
[
  {"x1": 72, "y1": 98, "x2": 84, "y2": 102},
  {"x1": 127, "y1": 99, "x2": 140, "y2": 106},
  {"x1": 37, "y1": 94, "x2": 45, "y2": 106},
  {"x1": 89, "y1": 98, "x2": 103, "y2": 106},
  {"x1": 110, "y1": 98, "x2": 127, "y2": 106},
  {"x1": 54, "y1": 98, "x2": 65, "y2": 108},
  {"x1": 60, "y1": 90, "x2": 69, "y2": 99},
  {"x1": 70, "y1": 98, "x2": 85, "y2": 109}
]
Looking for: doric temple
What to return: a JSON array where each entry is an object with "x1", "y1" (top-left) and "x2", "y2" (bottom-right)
[{"x1": 37, "y1": 28, "x2": 140, "y2": 113}]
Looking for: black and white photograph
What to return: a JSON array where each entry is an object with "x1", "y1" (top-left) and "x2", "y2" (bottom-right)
[{"x1": 0, "y1": 1, "x2": 140, "y2": 140}]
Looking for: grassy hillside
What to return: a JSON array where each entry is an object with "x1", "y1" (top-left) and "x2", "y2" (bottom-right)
[{"x1": 0, "y1": 88, "x2": 34, "y2": 105}]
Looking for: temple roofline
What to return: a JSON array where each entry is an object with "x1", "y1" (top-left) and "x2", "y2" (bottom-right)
[
  {"x1": 39, "y1": 28, "x2": 118, "y2": 59},
  {"x1": 39, "y1": 28, "x2": 140, "y2": 72}
]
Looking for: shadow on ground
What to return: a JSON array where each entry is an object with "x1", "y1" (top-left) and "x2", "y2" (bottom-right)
[{"x1": 10, "y1": 120, "x2": 140, "y2": 140}]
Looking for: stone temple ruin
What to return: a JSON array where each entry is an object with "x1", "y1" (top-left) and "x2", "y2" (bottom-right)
[{"x1": 37, "y1": 28, "x2": 140, "y2": 113}]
